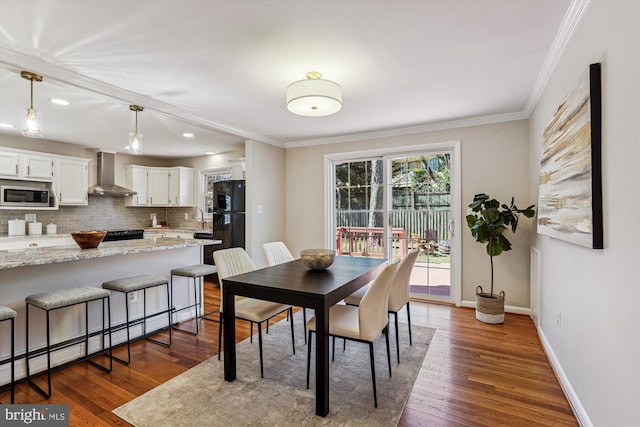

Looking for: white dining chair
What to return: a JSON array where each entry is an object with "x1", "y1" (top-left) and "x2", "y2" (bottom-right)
[
  {"x1": 305, "y1": 258, "x2": 400, "y2": 407},
  {"x1": 344, "y1": 248, "x2": 419, "y2": 363},
  {"x1": 214, "y1": 247, "x2": 295, "y2": 378},
  {"x1": 262, "y1": 241, "x2": 310, "y2": 343}
]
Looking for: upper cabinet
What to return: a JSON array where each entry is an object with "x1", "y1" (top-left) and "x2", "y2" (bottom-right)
[
  {"x1": 0, "y1": 149, "x2": 54, "y2": 181},
  {"x1": 169, "y1": 167, "x2": 194, "y2": 206},
  {"x1": 125, "y1": 165, "x2": 194, "y2": 207},
  {"x1": 55, "y1": 157, "x2": 89, "y2": 205}
]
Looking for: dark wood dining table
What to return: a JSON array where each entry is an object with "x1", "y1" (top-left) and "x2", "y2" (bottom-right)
[{"x1": 222, "y1": 255, "x2": 387, "y2": 417}]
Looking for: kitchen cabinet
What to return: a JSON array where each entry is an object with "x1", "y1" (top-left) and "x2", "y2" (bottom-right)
[
  {"x1": 125, "y1": 165, "x2": 194, "y2": 207},
  {"x1": 124, "y1": 166, "x2": 149, "y2": 206},
  {"x1": 230, "y1": 159, "x2": 245, "y2": 180},
  {"x1": 55, "y1": 157, "x2": 89, "y2": 205},
  {"x1": 148, "y1": 167, "x2": 170, "y2": 205},
  {"x1": 0, "y1": 149, "x2": 53, "y2": 181},
  {"x1": 169, "y1": 167, "x2": 195, "y2": 206}
]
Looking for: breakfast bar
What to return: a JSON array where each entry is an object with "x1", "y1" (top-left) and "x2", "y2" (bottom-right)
[{"x1": 0, "y1": 236, "x2": 220, "y2": 384}]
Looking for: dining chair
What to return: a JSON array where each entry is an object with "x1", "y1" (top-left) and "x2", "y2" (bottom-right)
[
  {"x1": 344, "y1": 248, "x2": 419, "y2": 363},
  {"x1": 214, "y1": 247, "x2": 295, "y2": 378},
  {"x1": 262, "y1": 241, "x2": 309, "y2": 343},
  {"x1": 305, "y1": 258, "x2": 400, "y2": 408}
]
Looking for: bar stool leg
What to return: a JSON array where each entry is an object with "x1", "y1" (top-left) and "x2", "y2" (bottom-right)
[{"x1": 10, "y1": 316, "x2": 15, "y2": 404}]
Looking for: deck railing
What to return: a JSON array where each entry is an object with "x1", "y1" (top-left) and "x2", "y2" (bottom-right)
[{"x1": 336, "y1": 227, "x2": 407, "y2": 258}]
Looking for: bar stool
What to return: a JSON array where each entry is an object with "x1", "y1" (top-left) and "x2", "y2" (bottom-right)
[
  {"x1": 0, "y1": 305, "x2": 17, "y2": 403},
  {"x1": 25, "y1": 287, "x2": 112, "y2": 398},
  {"x1": 102, "y1": 275, "x2": 171, "y2": 365},
  {"x1": 170, "y1": 264, "x2": 217, "y2": 335}
]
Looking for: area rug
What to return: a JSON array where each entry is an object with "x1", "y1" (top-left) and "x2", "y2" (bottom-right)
[{"x1": 113, "y1": 311, "x2": 435, "y2": 426}]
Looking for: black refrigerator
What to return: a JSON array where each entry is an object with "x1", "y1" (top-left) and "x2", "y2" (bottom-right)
[{"x1": 204, "y1": 180, "x2": 245, "y2": 283}]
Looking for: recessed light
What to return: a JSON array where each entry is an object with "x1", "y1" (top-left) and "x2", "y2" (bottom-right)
[
  {"x1": 205, "y1": 151, "x2": 217, "y2": 155},
  {"x1": 0, "y1": 123, "x2": 16, "y2": 129},
  {"x1": 50, "y1": 98, "x2": 71, "y2": 106},
  {"x1": 183, "y1": 132, "x2": 195, "y2": 138}
]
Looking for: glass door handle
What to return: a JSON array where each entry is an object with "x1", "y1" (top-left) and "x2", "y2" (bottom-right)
[{"x1": 448, "y1": 220, "x2": 454, "y2": 237}]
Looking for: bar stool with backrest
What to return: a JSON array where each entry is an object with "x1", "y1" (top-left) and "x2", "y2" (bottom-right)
[
  {"x1": 306, "y1": 258, "x2": 399, "y2": 408},
  {"x1": 214, "y1": 247, "x2": 295, "y2": 378},
  {"x1": 344, "y1": 248, "x2": 419, "y2": 363},
  {"x1": 25, "y1": 287, "x2": 112, "y2": 398},
  {"x1": 102, "y1": 275, "x2": 171, "y2": 365},
  {"x1": 262, "y1": 241, "x2": 309, "y2": 343},
  {"x1": 170, "y1": 264, "x2": 217, "y2": 335},
  {"x1": 0, "y1": 305, "x2": 17, "y2": 403}
]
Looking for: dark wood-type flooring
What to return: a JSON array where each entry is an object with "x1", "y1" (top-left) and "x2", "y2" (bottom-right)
[{"x1": 1, "y1": 283, "x2": 577, "y2": 426}]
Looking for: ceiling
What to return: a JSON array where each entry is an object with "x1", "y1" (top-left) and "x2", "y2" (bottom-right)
[{"x1": 0, "y1": 0, "x2": 575, "y2": 158}]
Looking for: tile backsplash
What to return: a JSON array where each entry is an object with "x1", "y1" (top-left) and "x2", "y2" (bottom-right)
[{"x1": 0, "y1": 196, "x2": 204, "y2": 234}]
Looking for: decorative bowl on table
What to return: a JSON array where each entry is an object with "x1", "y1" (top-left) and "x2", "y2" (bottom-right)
[
  {"x1": 71, "y1": 231, "x2": 107, "y2": 249},
  {"x1": 300, "y1": 249, "x2": 335, "y2": 270}
]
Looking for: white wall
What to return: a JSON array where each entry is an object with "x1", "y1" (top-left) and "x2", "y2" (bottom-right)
[
  {"x1": 286, "y1": 120, "x2": 534, "y2": 308},
  {"x1": 528, "y1": 1, "x2": 640, "y2": 425},
  {"x1": 245, "y1": 139, "x2": 286, "y2": 267}
]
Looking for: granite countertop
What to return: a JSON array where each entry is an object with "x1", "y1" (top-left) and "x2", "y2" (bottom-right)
[{"x1": 0, "y1": 237, "x2": 220, "y2": 270}]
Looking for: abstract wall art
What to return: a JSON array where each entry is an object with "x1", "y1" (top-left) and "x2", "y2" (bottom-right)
[{"x1": 537, "y1": 63, "x2": 603, "y2": 249}]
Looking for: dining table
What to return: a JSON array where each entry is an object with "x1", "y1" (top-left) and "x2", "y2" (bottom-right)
[{"x1": 222, "y1": 255, "x2": 387, "y2": 417}]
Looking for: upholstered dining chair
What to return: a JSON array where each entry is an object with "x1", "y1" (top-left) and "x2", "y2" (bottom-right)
[
  {"x1": 214, "y1": 247, "x2": 295, "y2": 378},
  {"x1": 262, "y1": 241, "x2": 309, "y2": 343},
  {"x1": 344, "y1": 248, "x2": 419, "y2": 363},
  {"x1": 305, "y1": 258, "x2": 400, "y2": 408}
]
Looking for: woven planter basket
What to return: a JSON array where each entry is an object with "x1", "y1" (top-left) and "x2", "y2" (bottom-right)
[{"x1": 475, "y1": 285, "x2": 505, "y2": 324}]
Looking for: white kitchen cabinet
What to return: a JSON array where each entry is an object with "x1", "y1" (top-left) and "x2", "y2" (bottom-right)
[
  {"x1": 0, "y1": 149, "x2": 53, "y2": 181},
  {"x1": 169, "y1": 167, "x2": 195, "y2": 206},
  {"x1": 124, "y1": 166, "x2": 149, "y2": 206},
  {"x1": 230, "y1": 159, "x2": 245, "y2": 180},
  {"x1": 56, "y1": 157, "x2": 89, "y2": 205},
  {"x1": 0, "y1": 150, "x2": 20, "y2": 178},
  {"x1": 22, "y1": 153, "x2": 54, "y2": 180},
  {"x1": 148, "y1": 168, "x2": 170, "y2": 206}
]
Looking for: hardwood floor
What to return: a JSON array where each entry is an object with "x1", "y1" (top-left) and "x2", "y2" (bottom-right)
[{"x1": 1, "y1": 283, "x2": 577, "y2": 426}]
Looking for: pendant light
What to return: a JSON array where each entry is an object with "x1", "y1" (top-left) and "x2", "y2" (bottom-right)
[
  {"x1": 21, "y1": 71, "x2": 43, "y2": 138},
  {"x1": 286, "y1": 71, "x2": 342, "y2": 117},
  {"x1": 128, "y1": 105, "x2": 144, "y2": 155}
]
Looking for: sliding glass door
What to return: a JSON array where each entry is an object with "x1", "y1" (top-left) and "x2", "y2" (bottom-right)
[{"x1": 329, "y1": 145, "x2": 457, "y2": 303}]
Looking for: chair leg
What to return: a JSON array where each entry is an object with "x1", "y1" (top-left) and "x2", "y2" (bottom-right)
[
  {"x1": 306, "y1": 330, "x2": 313, "y2": 389},
  {"x1": 385, "y1": 325, "x2": 392, "y2": 377},
  {"x1": 406, "y1": 301, "x2": 413, "y2": 346},
  {"x1": 250, "y1": 321, "x2": 253, "y2": 343},
  {"x1": 289, "y1": 307, "x2": 295, "y2": 354},
  {"x1": 258, "y1": 322, "x2": 264, "y2": 378},
  {"x1": 394, "y1": 311, "x2": 400, "y2": 363},
  {"x1": 332, "y1": 336, "x2": 336, "y2": 361},
  {"x1": 302, "y1": 308, "x2": 307, "y2": 344},
  {"x1": 217, "y1": 315, "x2": 223, "y2": 360},
  {"x1": 369, "y1": 342, "x2": 378, "y2": 408}
]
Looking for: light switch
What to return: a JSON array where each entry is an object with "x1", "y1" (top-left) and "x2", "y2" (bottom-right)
[{"x1": 257, "y1": 205, "x2": 264, "y2": 215}]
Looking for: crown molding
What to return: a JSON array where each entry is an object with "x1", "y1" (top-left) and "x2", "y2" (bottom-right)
[
  {"x1": 284, "y1": 111, "x2": 527, "y2": 149},
  {"x1": 523, "y1": 0, "x2": 592, "y2": 116},
  {"x1": 0, "y1": 48, "x2": 280, "y2": 146}
]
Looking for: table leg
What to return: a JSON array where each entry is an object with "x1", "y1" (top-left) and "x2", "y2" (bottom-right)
[
  {"x1": 315, "y1": 304, "x2": 330, "y2": 417},
  {"x1": 223, "y1": 282, "x2": 236, "y2": 381}
]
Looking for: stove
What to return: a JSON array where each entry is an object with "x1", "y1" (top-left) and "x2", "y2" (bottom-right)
[{"x1": 103, "y1": 229, "x2": 145, "y2": 242}]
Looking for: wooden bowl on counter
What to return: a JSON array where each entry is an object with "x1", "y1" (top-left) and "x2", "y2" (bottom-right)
[{"x1": 71, "y1": 231, "x2": 107, "y2": 249}]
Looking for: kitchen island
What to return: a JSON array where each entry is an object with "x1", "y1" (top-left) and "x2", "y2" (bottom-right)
[{"x1": 0, "y1": 236, "x2": 221, "y2": 387}]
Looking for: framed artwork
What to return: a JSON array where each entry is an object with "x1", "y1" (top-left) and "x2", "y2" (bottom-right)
[{"x1": 537, "y1": 63, "x2": 603, "y2": 249}]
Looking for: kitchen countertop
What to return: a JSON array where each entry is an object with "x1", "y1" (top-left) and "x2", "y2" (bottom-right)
[{"x1": 0, "y1": 236, "x2": 221, "y2": 270}]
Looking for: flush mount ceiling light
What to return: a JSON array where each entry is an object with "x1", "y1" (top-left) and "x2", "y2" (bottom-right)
[
  {"x1": 21, "y1": 71, "x2": 43, "y2": 138},
  {"x1": 286, "y1": 71, "x2": 342, "y2": 117},
  {"x1": 128, "y1": 105, "x2": 144, "y2": 155}
]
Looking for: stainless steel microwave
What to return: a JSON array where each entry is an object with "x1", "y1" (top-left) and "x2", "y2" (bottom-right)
[{"x1": 0, "y1": 185, "x2": 50, "y2": 207}]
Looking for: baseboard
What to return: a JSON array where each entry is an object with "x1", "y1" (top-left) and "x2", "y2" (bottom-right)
[
  {"x1": 460, "y1": 299, "x2": 531, "y2": 315},
  {"x1": 537, "y1": 326, "x2": 592, "y2": 427}
]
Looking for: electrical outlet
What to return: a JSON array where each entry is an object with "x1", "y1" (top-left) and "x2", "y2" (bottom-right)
[
  {"x1": 25, "y1": 213, "x2": 36, "y2": 222},
  {"x1": 556, "y1": 311, "x2": 562, "y2": 328},
  {"x1": 128, "y1": 291, "x2": 138, "y2": 303},
  {"x1": 185, "y1": 213, "x2": 189, "y2": 220}
]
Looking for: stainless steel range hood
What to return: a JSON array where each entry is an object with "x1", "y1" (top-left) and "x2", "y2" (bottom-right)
[{"x1": 88, "y1": 152, "x2": 137, "y2": 196}]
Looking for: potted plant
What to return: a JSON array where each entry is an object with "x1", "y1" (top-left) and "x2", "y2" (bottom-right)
[{"x1": 466, "y1": 193, "x2": 536, "y2": 324}]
